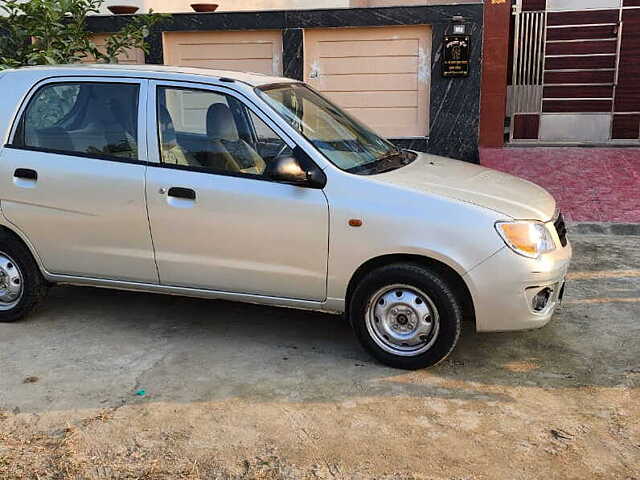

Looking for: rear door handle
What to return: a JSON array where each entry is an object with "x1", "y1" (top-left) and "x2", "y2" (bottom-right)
[
  {"x1": 167, "y1": 187, "x2": 196, "y2": 200},
  {"x1": 14, "y1": 168, "x2": 37, "y2": 181}
]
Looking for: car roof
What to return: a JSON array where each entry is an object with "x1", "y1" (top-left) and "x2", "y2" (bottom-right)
[{"x1": 7, "y1": 64, "x2": 298, "y2": 87}]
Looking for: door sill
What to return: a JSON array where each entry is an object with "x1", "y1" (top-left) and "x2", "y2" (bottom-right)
[{"x1": 44, "y1": 272, "x2": 331, "y2": 313}]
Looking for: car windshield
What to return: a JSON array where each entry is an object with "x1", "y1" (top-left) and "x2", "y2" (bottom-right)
[{"x1": 256, "y1": 83, "x2": 415, "y2": 175}]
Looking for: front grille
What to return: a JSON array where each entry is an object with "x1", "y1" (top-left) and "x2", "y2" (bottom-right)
[{"x1": 554, "y1": 213, "x2": 568, "y2": 247}]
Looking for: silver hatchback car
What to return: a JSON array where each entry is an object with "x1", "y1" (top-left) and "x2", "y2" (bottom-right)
[{"x1": 0, "y1": 65, "x2": 571, "y2": 369}]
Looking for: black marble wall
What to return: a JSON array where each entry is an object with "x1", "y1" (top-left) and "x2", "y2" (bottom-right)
[
  {"x1": 282, "y1": 28, "x2": 303, "y2": 81},
  {"x1": 429, "y1": 20, "x2": 483, "y2": 163},
  {"x1": 86, "y1": 3, "x2": 483, "y2": 163}
]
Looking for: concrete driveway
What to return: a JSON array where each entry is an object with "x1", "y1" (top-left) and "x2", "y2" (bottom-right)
[{"x1": 1, "y1": 234, "x2": 639, "y2": 479}]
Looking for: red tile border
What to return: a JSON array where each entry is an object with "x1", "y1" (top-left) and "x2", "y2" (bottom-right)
[
  {"x1": 522, "y1": 0, "x2": 546, "y2": 11},
  {"x1": 512, "y1": 114, "x2": 540, "y2": 140},
  {"x1": 543, "y1": 99, "x2": 612, "y2": 113},
  {"x1": 546, "y1": 25, "x2": 616, "y2": 41},
  {"x1": 547, "y1": 9, "x2": 619, "y2": 26},
  {"x1": 612, "y1": 115, "x2": 640, "y2": 140},
  {"x1": 545, "y1": 39, "x2": 617, "y2": 56}
]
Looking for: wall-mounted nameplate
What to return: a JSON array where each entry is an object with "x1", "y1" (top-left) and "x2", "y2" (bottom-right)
[{"x1": 442, "y1": 35, "x2": 470, "y2": 78}]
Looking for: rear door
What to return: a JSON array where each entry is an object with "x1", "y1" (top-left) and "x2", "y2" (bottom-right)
[
  {"x1": 0, "y1": 77, "x2": 158, "y2": 283},
  {"x1": 144, "y1": 81, "x2": 329, "y2": 300}
]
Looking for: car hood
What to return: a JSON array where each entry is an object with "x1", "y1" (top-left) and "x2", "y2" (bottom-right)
[{"x1": 375, "y1": 153, "x2": 556, "y2": 221}]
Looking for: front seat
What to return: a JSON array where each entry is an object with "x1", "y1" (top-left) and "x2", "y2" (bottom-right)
[
  {"x1": 206, "y1": 103, "x2": 266, "y2": 175},
  {"x1": 158, "y1": 106, "x2": 198, "y2": 167}
]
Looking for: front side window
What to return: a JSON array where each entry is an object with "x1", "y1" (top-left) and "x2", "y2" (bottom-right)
[
  {"x1": 17, "y1": 82, "x2": 139, "y2": 160},
  {"x1": 257, "y1": 83, "x2": 415, "y2": 175},
  {"x1": 157, "y1": 86, "x2": 292, "y2": 177}
]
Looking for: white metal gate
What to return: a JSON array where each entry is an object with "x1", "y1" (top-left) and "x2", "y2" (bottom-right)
[{"x1": 508, "y1": 5, "x2": 546, "y2": 116}]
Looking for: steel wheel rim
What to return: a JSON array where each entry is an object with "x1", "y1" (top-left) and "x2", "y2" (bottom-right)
[
  {"x1": 0, "y1": 252, "x2": 23, "y2": 311},
  {"x1": 365, "y1": 284, "x2": 440, "y2": 357}
]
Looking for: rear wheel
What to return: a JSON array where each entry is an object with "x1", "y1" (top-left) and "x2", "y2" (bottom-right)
[
  {"x1": 349, "y1": 263, "x2": 462, "y2": 370},
  {"x1": 0, "y1": 232, "x2": 48, "y2": 322}
]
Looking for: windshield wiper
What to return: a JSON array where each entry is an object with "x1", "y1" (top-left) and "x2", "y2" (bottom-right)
[
  {"x1": 367, "y1": 149, "x2": 414, "y2": 174},
  {"x1": 376, "y1": 148, "x2": 404, "y2": 163},
  {"x1": 346, "y1": 149, "x2": 416, "y2": 175}
]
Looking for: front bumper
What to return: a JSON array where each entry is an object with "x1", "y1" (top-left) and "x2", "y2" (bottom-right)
[{"x1": 464, "y1": 239, "x2": 572, "y2": 332}]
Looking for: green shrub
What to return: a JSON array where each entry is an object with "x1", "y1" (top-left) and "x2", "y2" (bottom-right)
[{"x1": 0, "y1": 0, "x2": 168, "y2": 69}]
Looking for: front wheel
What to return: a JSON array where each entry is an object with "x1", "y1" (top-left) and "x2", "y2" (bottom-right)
[{"x1": 349, "y1": 263, "x2": 462, "y2": 370}]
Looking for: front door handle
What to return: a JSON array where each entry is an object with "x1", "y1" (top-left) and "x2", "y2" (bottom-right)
[
  {"x1": 167, "y1": 187, "x2": 196, "y2": 200},
  {"x1": 14, "y1": 168, "x2": 38, "y2": 181}
]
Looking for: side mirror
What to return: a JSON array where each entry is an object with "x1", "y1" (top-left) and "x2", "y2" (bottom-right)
[
  {"x1": 266, "y1": 149, "x2": 326, "y2": 189},
  {"x1": 266, "y1": 156, "x2": 307, "y2": 184}
]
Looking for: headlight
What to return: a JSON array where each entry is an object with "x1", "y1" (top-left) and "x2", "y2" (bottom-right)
[{"x1": 495, "y1": 221, "x2": 556, "y2": 259}]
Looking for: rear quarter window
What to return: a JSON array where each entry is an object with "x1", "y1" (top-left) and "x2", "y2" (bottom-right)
[{"x1": 25, "y1": 84, "x2": 81, "y2": 130}]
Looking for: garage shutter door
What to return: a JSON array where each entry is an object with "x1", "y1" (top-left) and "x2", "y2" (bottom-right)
[
  {"x1": 87, "y1": 34, "x2": 145, "y2": 65},
  {"x1": 304, "y1": 26, "x2": 431, "y2": 138},
  {"x1": 163, "y1": 30, "x2": 283, "y2": 75}
]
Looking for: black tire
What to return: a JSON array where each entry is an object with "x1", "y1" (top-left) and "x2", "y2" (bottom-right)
[
  {"x1": 0, "y1": 231, "x2": 48, "y2": 322},
  {"x1": 349, "y1": 263, "x2": 462, "y2": 370}
]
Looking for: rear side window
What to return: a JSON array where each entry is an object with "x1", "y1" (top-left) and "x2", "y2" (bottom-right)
[{"x1": 15, "y1": 82, "x2": 140, "y2": 160}]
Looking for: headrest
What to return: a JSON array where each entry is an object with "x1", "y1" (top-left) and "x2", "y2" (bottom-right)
[
  {"x1": 86, "y1": 85, "x2": 126, "y2": 127},
  {"x1": 206, "y1": 103, "x2": 239, "y2": 141}
]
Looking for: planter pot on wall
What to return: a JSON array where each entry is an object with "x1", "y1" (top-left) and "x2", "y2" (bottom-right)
[
  {"x1": 191, "y1": 3, "x2": 219, "y2": 12},
  {"x1": 107, "y1": 5, "x2": 140, "y2": 14}
]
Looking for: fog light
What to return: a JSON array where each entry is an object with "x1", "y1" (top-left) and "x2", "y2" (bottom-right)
[{"x1": 532, "y1": 288, "x2": 552, "y2": 312}]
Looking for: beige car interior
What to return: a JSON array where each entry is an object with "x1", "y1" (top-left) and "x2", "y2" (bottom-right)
[
  {"x1": 159, "y1": 100, "x2": 267, "y2": 175},
  {"x1": 206, "y1": 103, "x2": 266, "y2": 175},
  {"x1": 158, "y1": 105, "x2": 195, "y2": 167}
]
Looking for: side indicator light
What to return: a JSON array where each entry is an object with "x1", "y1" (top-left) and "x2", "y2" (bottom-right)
[{"x1": 349, "y1": 219, "x2": 363, "y2": 227}]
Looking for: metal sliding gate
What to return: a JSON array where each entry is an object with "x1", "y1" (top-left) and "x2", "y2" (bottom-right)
[
  {"x1": 509, "y1": 7, "x2": 546, "y2": 118},
  {"x1": 508, "y1": 0, "x2": 640, "y2": 144}
]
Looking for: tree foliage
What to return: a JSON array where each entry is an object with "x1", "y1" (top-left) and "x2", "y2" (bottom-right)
[{"x1": 0, "y1": 0, "x2": 168, "y2": 69}]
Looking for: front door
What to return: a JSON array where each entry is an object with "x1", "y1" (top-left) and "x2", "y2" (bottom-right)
[
  {"x1": 145, "y1": 82, "x2": 329, "y2": 301},
  {"x1": 0, "y1": 78, "x2": 157, "y2": 283}
]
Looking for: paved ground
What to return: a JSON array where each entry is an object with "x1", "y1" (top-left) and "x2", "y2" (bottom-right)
[
  {"x1": 1, "y1": 235, "x2": 639, "y2": 479},
  {"x1": 481, "y1": 147, "x2": 640, "y2": 223}
]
